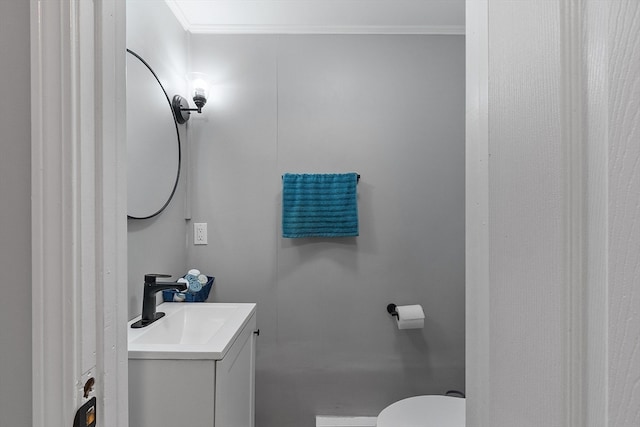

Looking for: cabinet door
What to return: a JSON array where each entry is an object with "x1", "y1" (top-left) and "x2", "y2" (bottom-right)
[
  {"x1": 215, "y1": 315, "x2": 256, "y2": 427},
  {"x1": 129, "y1": 359, "x2": 216, "y2": 427}
]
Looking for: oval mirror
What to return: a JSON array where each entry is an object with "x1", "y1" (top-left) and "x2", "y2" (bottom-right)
[{"x1": 126, "y1": 49, "x2": 181, "y2": 219}]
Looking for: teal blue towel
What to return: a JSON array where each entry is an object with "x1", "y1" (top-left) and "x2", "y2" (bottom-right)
[{"x1": 282, "y1": 173, "x2": 359, "y2": 238}]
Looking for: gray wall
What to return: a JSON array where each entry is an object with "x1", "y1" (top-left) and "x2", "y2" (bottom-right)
[
  {"x1": 187, "y1": 35, "x2": 465, "y2": 427},
  {"x1": 0, "y1": 1, "x2": 32, "y2": 425},
  {"x1": 126, "y1": 1, "x2": 190, "y2": 319}
]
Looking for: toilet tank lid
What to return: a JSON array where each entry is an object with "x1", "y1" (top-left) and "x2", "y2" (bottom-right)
[{"x1": 377, "y1": 395, "x2": 465, "y2": 427}]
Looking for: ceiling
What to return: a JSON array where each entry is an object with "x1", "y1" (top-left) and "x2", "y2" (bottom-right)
[{"x1": 164, "y1": 0, "x2": 465, "y2": 34}]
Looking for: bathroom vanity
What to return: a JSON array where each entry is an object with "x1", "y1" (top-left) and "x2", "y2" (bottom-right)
[{"x1": 128, "y1": 303, "x2": 257, "y2": 427}]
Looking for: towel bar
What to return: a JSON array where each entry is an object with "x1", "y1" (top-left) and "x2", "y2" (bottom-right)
[{"x1": 281, "y1": 174, "x2": 360, "y2": 182}]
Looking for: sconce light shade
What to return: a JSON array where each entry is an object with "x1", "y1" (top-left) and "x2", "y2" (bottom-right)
[
  {"x1": 172, "y1": 72, "x2": 212, "y2": 124},
  {"x1": 188, "y1": 72, "x2": 211, "y2": 107}
]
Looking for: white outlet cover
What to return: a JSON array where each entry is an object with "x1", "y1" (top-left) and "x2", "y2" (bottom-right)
[{"x1": 194, "y1": 223, "x2": 207, "y2": 245}]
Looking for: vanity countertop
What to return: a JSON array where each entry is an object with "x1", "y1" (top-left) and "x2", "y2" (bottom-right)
[{"x1": 128, "y1": 302, "x2": 256, "y2": 360}]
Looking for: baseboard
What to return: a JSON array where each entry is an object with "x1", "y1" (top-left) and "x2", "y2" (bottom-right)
[{"x1": 315, "y1": 415, "x2": 377, "y2": 427}]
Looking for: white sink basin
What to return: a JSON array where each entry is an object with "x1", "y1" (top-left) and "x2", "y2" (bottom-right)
[{"x1": 128, "y1": 302, "x2": 256, "y2": 360}]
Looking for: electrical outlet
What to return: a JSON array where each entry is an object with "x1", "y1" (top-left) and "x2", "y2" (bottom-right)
[{"x1": 194, "y1": 223, "x2": 207, "y2": 245}]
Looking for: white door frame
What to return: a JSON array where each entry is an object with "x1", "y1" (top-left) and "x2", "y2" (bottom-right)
[
  {"x1": 30, "y1": 0, "x2": 127, "y2": 425},
  {"x1": 32, "y1": 0, "x2": 626, "y2": 426},
  {"x1": 465, "y1": 1, "x2": 490, "y2": 424},
  {"x1": 465, "y1": 1, "x2": 614, "y2": 426}
]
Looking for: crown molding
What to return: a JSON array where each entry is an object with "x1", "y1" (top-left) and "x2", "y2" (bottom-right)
[{"x1": 164, "y1": 0, "x2": 464, "y2": 35}]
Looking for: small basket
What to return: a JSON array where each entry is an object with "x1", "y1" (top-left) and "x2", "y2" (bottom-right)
[{"x1": 162, "y1": 276, "x2": 215, "y2": 302}]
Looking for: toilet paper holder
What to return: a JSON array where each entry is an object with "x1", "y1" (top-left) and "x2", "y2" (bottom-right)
[{"x1": 386, "y1": 303, "x2": 399, "y2": 320}]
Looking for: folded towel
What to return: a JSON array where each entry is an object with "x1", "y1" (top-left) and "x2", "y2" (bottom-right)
[{"x1": 282, "y1": 173, "x2": 359, "y2": 238}]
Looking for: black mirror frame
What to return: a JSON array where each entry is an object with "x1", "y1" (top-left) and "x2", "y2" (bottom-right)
[{"x1": 126, "y1": 48, "x2": 182, "y2": 220}]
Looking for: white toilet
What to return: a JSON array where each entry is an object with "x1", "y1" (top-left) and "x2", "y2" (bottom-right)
[{"x1": 377, "y1": 395, "x2": 465, "y2": 427}]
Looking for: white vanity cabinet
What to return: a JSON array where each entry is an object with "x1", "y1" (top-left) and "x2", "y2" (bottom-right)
[
  {"x1": 214, "y1": 315, "x2": 256, "y2": 427},
  {"x1": 128, "y1": 303, "x2": 256, "y2": 427}
]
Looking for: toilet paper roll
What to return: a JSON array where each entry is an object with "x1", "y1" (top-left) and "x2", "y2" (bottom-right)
[{"x1": 396, "y1": 304, "x2": 425, "y2": 330}]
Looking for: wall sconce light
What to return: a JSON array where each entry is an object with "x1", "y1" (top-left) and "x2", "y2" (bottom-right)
[{"x1": 172, "y1": 72, "x2": 212, "y2": 124}]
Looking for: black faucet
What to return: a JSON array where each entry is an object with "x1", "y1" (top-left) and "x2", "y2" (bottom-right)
[{"x1": 131, "y1": 274, "x2": 188, "y2": 328}]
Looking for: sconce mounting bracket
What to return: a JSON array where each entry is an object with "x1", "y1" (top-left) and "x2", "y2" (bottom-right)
[{"x1": 172, "y1": 95, "x2": 191, "y2": 124}]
